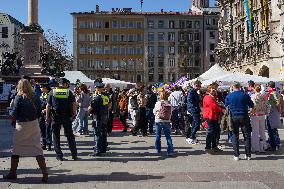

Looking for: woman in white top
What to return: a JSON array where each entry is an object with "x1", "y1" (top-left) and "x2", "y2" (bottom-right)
[{"x1": 154, "y1": 92, "x2": 174, "y2": 156}]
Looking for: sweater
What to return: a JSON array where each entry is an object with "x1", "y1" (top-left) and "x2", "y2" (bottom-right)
[
  {"x1": 225, "y1": 90, "x2": 254, "y2": 116},
  {"x1": 203, "y1": 95, "x2": 223, "y2": 120}
]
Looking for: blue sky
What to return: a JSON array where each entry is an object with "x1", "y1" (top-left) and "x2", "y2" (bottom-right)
[{"x1": 0, "y1": 0, "x2": 216, "y2": 53}]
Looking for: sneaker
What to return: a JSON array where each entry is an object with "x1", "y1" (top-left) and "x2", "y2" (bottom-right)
[
  {"x1": 205, "y1": 149, "x2": 215, "y2": 155},
  {"x1": 186, "y1": 138, "x2": 193, "y2": 144},
  {"x1": 245, "y1": 155, "x2": 251, "y2": 160},
  {"x1": 167, "y1": 152, "x2": 174, "y2": 156},
  {"x1": 75, "y1": 132, "x2": 82, "y2": 136},
  {"x1": 47, "y1": 146, "x2": 52, "y2": 151},
  {"x1": 233, "y1": 156, "x2": 239, "y2": 161},
  {"x1": 42, "y1": 145, "x2": 47, "y2": 150},
  {"x1": 213, "y1": 147, "x2": 223, "y2": 153}
]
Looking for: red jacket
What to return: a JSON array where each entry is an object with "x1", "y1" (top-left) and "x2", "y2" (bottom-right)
[{"x1": 203, "y1": 95, "x2": 223, "y2": 120}]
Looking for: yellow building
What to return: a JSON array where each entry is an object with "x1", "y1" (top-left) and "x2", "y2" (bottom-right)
[{"x1": 71, "y1": 8, "x2": 144, "y2": 83}]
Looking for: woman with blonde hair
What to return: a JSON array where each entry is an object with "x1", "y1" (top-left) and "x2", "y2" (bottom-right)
[{"x1": 3, "y1": 79, "x2": 48, "y2": 182}]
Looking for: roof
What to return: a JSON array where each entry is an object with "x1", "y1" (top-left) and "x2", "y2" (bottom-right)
[
  {"x1": 63, "y1": 71, "x2": 93, "y2": 84},
  {"x1": 0, "y1": 13, "x2": 24, "y2": 27}
]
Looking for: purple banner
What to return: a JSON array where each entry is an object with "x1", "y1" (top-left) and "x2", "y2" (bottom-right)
[{"x1": 170, "y1": 76, "x2": 188, "y2": 88}]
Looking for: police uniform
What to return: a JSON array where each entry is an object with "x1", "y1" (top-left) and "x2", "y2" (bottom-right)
[
  {"x1": 91, "y1": 91, "x2": 109, "y2": 155},
  {"x1": 47, "y1": 87, "x2": 77, "y2": 160},
  {"x1": 39, "y1": 92, "x2": 52, "y2": 150},
  {"x1": 105, "y1": 91, "x2": 114, "y2": 135}
]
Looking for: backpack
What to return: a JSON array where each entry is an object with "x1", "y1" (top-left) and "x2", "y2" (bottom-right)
[
  {"x1": 146, "y1": 92, "x2": 157, "y2": 108},
  {"x1": 159, "y1": 101, "x2": 172, "y2": 120}
]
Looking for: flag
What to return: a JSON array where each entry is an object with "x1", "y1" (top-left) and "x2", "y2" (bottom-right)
[{"x1": 244, "y1": 0, "x2": 253, "y2": 33}]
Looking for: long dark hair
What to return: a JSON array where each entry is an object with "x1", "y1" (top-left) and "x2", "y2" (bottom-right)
[{"x1": 80, "y1": 84, "x2": 89, "y2": 94}]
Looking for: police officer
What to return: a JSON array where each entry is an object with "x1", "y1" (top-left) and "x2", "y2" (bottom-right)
[
  {"x1": 46, "y1": 78, "x2": 78, "y2": 161},
  {"x1": 88, "y1": 79, "x2": 109, "y2": 156},
  {"x1": 104, "y1": 83, "x2": 114, "y2": 136},
  {"x1": 39, "y1": 84, "x2": 52, "y2": 151}
]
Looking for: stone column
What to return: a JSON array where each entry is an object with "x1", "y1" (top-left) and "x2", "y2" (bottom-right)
[{"x1": 28, "y1": 0, "x2": 38, "y2": 26}]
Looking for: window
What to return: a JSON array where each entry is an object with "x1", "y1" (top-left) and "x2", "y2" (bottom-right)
[
  {"x1": 79, "y1": 45, "x2": 85, "y2": 54},
  {"x1": 112, "y1": 59, "x2": 119, "y2": 70},
  {"x1": 187, "y1": 59, "x2": 193, "y2": 67},
  {"x1": 148, "y1": 32, "x2": 154, "y2": 41},
  {"x1": 194, "y1": 45, "x2": 200, "y2": 53},
  {"x1": 210, "y1": 43, "x2": 215, "y2": 51},
  {"x1": 148, "y1": 58, "x2": 154, "y2": 67},
  {"x1": 104, "y1": 46, "x2": 110, "y2": 54},
  {"x1": 210, "y1": 31, "x2": 216, "y2": 39},
  {"x1": 94, "y1": 33, "x2": 102, "y2": 41},
  {"x1": 194, "y1": 33, "x2": 200, "y2": 41},
  {"x1": 186, "y1": 21, "x2": 192, "y2": 28},
  {"x1": 87, "y1": 46, "x2": 94, "y2": 54},
  {"x1": 128, "y1": 46, "x2": 135, "y2": 54},
  {"x1": 158, "y1": 74, "x2": 164, "y2": 82},
  {"x1": 112, "y1": 46, "x2": 119, "y2": 54},
  {"x1": 195, "y1": 59, "x2": 200, "y2": 67},
  {"x1": 121, "y1": 20, "x2": 127, "y2": 28},
  {"x1": 105, "y1": 34, "x2": 110, "y2": 42},
  {"x1": 188, "y1": 33, "x2": 193, "y2": 41},
  {"x1": 137, "y1": 59, "x2": 143, "y2": 70},
  {"x1": 95, "y1": 60, "x2": 102, "y2": 69},
  {"x1": 95, "y1": 21, "x2": 101, "y2": 28},
  {"x1": 210, "y1": 55, "x2": 215, "y2": 62},
  {"x1": 129, "y1": 21, "x2": 135, "y2": 28},
  {"x1": 206, "y1": 18, "x2": 210, "y2": 25},
  {"x1": 148, "y1": 73, "x2": 154, "y2": 82},
  {"x1": 179, "y1": 21, "x2": 185, "y2": 29},
  {"x1": 79, "y1": 34, "x2": 85, "y2": 41},
  {"x1": 105, "y1": 59, "x2": 110, "y2": 69},
  {"x1": 188, "y1": 46, "x2": 193, "y2": 53},
  {"x1": 137, "y1": 21, "x2": 143, "y2": 29},
  {"x1": 79, "y1": 59, "x2": 84, "y2": 69},
  {"x1": 79, "y1": 21, "x2": 85, "y2": 28},
  {"x1": 168, "y1": 58, "x2": 175, "y2": 67},
  {"x1": 158, "y1": 46, "x2": 164, "y2": 56},
  {"x1": 137, "y1": 46, "x2": 143, "y2": 55},
  {"x1": 148, "y1": 20, "x2": 154, "y2": 28},
  {"x1": 87, "y1": 34, "x2": 93, "y2": 41},
  {"x1": 137, "y1": 73, "x2": 142, "y2": 82},
  {"x1": 121, "y1": 34, "x2": 126, "y2": 42},
  {"x1": 87, "y1": 21, "x2": 94, "y2": 28},
  {"x1": 179, "y1": 32, "x2": 185, "y2": 41},
  {"x1": 168, "y1": 32, "x2": 175, "y2": 41},
  {"x1": 112, "y1": 20, "x2": 118, "y2": 28},
  {"x1": 169, "y1": 73, "x2": 176, "y2": 82},
  {"x1": 112, "y1": 34, "x2": 118, "y2": 42},
  {"x1": 158, "y1": 20, "x2": 164, "y2": 28},
  {"x1": 195, "y1": 21, "x2": 200, "y2": 29},
  {"x1": 121, "y1": 45, "x2": 126, "y2": 55},
  {"x1": 105, "y1": 21, "x2": 110, "y2": 28},
  {"x1": 158, "y1": 32, "x2": 165, "y2": 41},
  {"x1": 120, "y1": 59, "x2": 127, "y2": 70},
  {"x1": 169, "y1": 20, "x2": 175, "y2": 28},
  {"x1": 128, "y1": 59, "x2": 134, "y2": 71},
  {"x1": 168, "y1": 46, "x2": 175, "y2": 54},
  {"x1": 212, "y1": 18, "x2": 217, "y2": 25},
  {"x1": 158, "y1": 59, "x2": 164, "y2": 67},
  {"x1": 87, "y1": 59, "x2": 94, "y2": 68},
  {"x1": 137, "y1": 33, "x2": 143, "y2": 41},
  {"x1": 95, "y1": 46, "x2": 102, "y2": 54},
  {"x1": 148, "y1": 46, "x2": 154, "y2": 54},
  {"x1": 128, "y1": 34, "x2": 135, "y2": 42}
]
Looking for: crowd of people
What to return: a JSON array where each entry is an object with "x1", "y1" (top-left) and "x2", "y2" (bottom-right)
[{"x1": 3, "y1": 76, "x2": 283, "y2": 182}]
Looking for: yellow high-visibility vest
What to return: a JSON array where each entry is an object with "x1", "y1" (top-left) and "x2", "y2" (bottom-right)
[
  {"x1": 53, "y1": 88, "x2": 69, "y2": 99},
  {"x1": 93, "y1": 93, "x2": 109, "y2": 106}
]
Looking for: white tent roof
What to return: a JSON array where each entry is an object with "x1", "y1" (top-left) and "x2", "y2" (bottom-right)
[{"x1": 63, "y1": 71, "x2": 93, "y2": 84}]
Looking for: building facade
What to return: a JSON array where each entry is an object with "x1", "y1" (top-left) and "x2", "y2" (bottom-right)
[
  {"x1": 72, "y1": 6, "x2": 219, "y2": 83},
  {"x1": 0, "y1": 13, "x2": 24, "y2": 65},
  {"x1": 216, "y1": 0, "x2": 284, "y2": 80}
]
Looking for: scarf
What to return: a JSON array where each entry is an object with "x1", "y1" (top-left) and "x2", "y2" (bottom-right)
[{"x1": 266, "y1": 88, "x2": 276, "y2": 100}]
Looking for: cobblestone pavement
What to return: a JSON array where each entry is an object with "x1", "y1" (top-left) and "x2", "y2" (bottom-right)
[{"x1": 1, "y1": 123, "x2": 284, "y2": 189}]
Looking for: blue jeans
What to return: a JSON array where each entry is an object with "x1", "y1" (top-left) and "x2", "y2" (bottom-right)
[
  {"x1": 231, "y1": 115, "x2": 251, "y2": 157},
  {"x1": 190, "y1": 113, "x2": 201, "y2": 139},
  {"x1": 267, "y1": 119, "x2": 280, "y2": 150},
  {"x1": 155, "y1": 122, "x2": 174, "y2": 154},
  {"x1": 78, "y1": 108, "x2": 89, "y2": 133},
  {"x1": 93, "y1": 119, "x2": 107, "y2": 154},
  {"x1": 205, "y1": 120, "x2": 218, "y2": 149},
  {"x1": 146, "y1": 108, "x2": 155, "y2": 133}
]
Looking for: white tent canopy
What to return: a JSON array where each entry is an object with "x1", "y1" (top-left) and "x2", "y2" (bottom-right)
[
  {"x1": 183, "y1": 64, "x2": 280, "y2": 88},
  {"x1": 63, "y1": 71, "x2": 93, "y2": 84}
]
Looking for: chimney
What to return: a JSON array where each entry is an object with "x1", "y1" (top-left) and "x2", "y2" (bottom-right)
[{"x1": 96, "y1": 5, "x2": 100, "y2": 13}]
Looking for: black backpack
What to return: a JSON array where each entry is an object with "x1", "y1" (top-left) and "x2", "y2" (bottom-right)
[{"x1": 146, "y1": 92, "x2": 157, "y2": 109}]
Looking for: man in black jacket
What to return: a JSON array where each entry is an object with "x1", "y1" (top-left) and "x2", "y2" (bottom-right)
[{"x1": 145, "y1": 85, "x2": 157, "y2": 134}]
